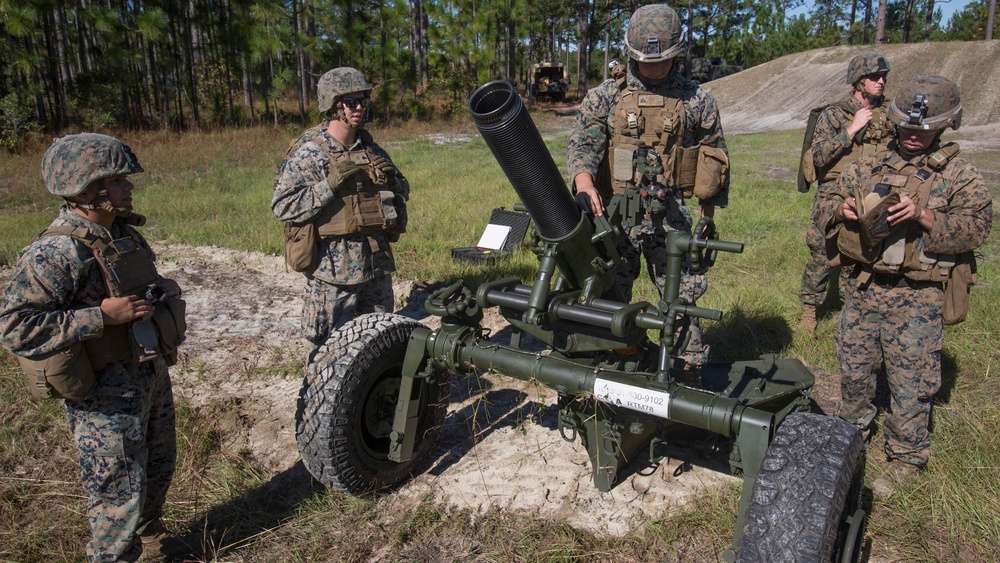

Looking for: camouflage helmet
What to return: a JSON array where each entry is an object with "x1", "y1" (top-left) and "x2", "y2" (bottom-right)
[
  {"x1": 624, "y1": 4, "x2": 686, "y2": 63},
  {"x1": 846, "y1": 52, "x2": 890, "y2": 86},
  {"x1": 888, "y1": 75, "x2": 963, "y2": 131},
  {"x1": 317, "y1": 67, "x2": 372, "y2": 113},
  {"x1": 41, "y1": 133, "x2": 143, "y2": 198}
]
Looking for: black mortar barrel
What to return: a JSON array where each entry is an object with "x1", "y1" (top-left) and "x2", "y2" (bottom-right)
[{"x1": 469, "y1": 80, "x2": 579, "y2": 241}]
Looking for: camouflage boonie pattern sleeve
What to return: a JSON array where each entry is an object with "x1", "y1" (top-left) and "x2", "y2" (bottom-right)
[
  {"x1": 0, "y1": 209, "x2": 108, "y2": 357},
  {"x1": 271, "y1": 140, "x2": 338, "y2": 224},
  {"x1": 811, "y1": 97, "x2": 858, "y2": 170},
  {"x1": 567, "y1": 65, "x2": 730, "y2": 207},
  {"x1": 921, "y1": 157, "x2": 992, "y2": 254},
  {"x1": 567, "y1": 79, "x2": 616, "y2": 183}
]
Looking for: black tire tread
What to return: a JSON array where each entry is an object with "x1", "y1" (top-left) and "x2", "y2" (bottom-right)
[
  {"x1": 295, "y1": 313, "x2": 447, "y2": 494},
  {"x1": 738, "y1": 412, "x2": 865, "y2": 563}
]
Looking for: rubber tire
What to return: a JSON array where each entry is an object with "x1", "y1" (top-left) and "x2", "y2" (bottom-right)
[
  {"x1": 738, "y1": 412, "x2": 866, "y2": 563},
  {"x1": 296, "y1": 313, "x2": 449, "y2": 494}
]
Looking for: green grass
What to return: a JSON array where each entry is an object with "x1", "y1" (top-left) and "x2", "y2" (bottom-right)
[{"x1": 1, "y1": 120, "x2": 998, "y2": 561}]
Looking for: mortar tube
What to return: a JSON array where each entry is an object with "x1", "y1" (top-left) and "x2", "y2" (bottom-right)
[
  {"x1": 468, "y1": 80, "x2": 578, "y2": 240},
  {"x1": 428, "y1": 329, "x2": 743, "y2": 437}
]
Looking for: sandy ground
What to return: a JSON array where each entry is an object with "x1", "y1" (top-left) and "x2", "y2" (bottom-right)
[{"x1": 148, "y1": 245, "x2": 745, "y2": 537}]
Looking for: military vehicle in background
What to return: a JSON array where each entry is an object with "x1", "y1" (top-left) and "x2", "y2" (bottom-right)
[
  {"x1": 529, "y1": 62, "x2": 568, "y2": 101},
  {"x1": 681, "y1": 56, "x2": 744, "y2": 83}
]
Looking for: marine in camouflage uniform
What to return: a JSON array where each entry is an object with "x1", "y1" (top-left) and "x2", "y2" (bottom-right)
[
  {"x1": 272, "y1": 67, "x2": 409, "y2": 356},
  {"x1": 568, "y1": 4, "x2": 729, "y2": 368},
  {"x1": 799, "y1": 52, "x2": 892, "y2": 333},
  {"x1": 0, "y1": 134, "x2": 185, "y2": 561},
  {"x1": 817, "y1": 76, "x2": 992, "y2": 496}
]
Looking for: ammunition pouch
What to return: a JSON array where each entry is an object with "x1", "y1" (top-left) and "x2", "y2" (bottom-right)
[
  {"x1": 315, "y1": 190, "x2": 406, "y2": 239},
  {"x1": 836, "y1": 221, "x2": 881, "y2": 265},
  {"x1": 687, "y1": 144, "x2": 728, "y2": 200},
  {"x1": 87, "y1": 324, "x2": 134, "y2": 368},
  {"x1": 943, "y1": 252, "x2": 976, "y2": 325},
  {"x1": 283, "y1": 221, "x2": 318, "y2": 272},
  {"x1": 18, "y1": 343, "x2": 97, "y2": 401}
]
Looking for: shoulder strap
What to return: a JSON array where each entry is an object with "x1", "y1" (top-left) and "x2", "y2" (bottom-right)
[
  {"x1": 925, "y1": 142, "x2": 960, "y2": 171},
  {"x1": 34, "y1": 225, "x2": 110, "y2": 254}
]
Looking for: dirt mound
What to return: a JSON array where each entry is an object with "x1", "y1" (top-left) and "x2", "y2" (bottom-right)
[{"x1": 707, "y1": 41, "x2": 1000, "y2": 134}]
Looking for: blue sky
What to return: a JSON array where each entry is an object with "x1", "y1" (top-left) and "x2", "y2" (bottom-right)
[{"x1": 790, "y1": 0, "x2": 976, "y2": 23}]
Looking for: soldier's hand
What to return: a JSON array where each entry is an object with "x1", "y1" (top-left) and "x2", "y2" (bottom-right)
[
  {"x1": 888, "y1": 195, "x2": 931, "y2": 229},
  {"x1": 837, "y1": 197, "x2": 859, "y2": 222},
  {"x1": 368, "y1": 154, "x2": 397, "y2": 178},
  {"x1": 327, "y1": 158, "x2": 367, "y2": 190},
  {"x1": 101, "y1": 295, "x2": 153, "y2": 325},
  {"x1": 847, "y1": 108, "x2": 874, "y2": 139},
  {"x1": 573, "y1": 173, "x2": 604, "y2": 216},
  {"x1": 366, "y1": 154, "x2": 397, "y2": 186}
]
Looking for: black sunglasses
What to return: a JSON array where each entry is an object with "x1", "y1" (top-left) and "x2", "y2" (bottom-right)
[{"x1": 342, "y1": 96, "x2": 370, "y2": 109}]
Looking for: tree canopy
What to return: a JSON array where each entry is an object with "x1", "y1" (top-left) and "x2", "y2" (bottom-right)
[{"x1": 0, "y1": 0, "x2": 995, "y2": 147}]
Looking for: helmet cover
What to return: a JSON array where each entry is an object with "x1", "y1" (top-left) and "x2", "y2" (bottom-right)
[
  {"x1": 846, "y1": 52, "x2": 890, "y2": 85},
  {"x1": 888, "y1": 74, "x2": 962, "y2": 131},
  {"x1": 41, "y1": 133, "x2": 143, "y2": 197},
  {"x1": 317, "y1": 67, "x2": 373, "y2": 113},
  {"x1": 624, "y1": 4, "x2": 686, "y2": 63}
]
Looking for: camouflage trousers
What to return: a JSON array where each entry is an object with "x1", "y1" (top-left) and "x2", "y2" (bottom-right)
[
  {"x1": 799, "y1": 191, "x2": 834, "y2": 306},
  {"x1": 64, "y1": 359, "x2": 177, "y2": 562},
  {"x1": 302, "y1": 273, "x2": 394, "y2": 352},
  {"x1": 835, "y1": 273, "x2": 943, "y2": 466},
  {"x1": 615, "y1": 202, "x2": 709, "y2": 367}
]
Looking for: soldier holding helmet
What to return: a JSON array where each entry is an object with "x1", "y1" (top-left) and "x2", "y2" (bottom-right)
[
  {"x1": 798, "y1": 52, "x2": 893, "y2": 333},
  {"x1": 818, "y1": 75, "x2": 992, "y2": 497},
  {"x1": 272, "y1": 67, "x2": 409, "y2": 359},
  {"x1": 0, "y1": 133, "x2": 188, "y2": 560},
  {"x1": 568, "y1": 3, "x2": 730, "y2": 371}
]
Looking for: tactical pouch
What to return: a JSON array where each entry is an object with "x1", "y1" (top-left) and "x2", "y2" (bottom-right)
[
  {"x1": 799, "y1": 147, "x2": 818, "y2": 190},
  {"x1": 152, "y1": 296, "x2": 187, "y2": 365},
  {"x1": 384, "y1": 193, "x2": 408, "y2": 242},
  {"x1": 836, "y1": 221, "x2": 881, "y2": 264},
  {"x1": 17, "y1": 343, "x2": 97, "y2": 401},
  {"x1": 676, "y1": 145, "x2": 699, "y2": 198},
  {"x1": 284, "y1": 221, "x2": 318, "y2": 272},
  {"x1": 85, "y1": 324, "x2": 133, "y2": 369},
  {"x1": 693, "y1": 145, "x2": 728, "y2": 200},
  {"x1": 943, "y1": 252, "x2": 977, "y2": 325},
  {"x1": 352, "y1": 192, "x2": 388, "y2": 235}
]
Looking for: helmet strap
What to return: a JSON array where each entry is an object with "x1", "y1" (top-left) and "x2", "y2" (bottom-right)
[{"x1": 67, "y1": 188, "x2": 132, "y2": 218}]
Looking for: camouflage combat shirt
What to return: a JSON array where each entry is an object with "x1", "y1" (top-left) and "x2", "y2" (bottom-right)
[
  {"x1": 271, "y1": 125, "x2": 410, "y2": 285},
  {"x1": 818, "y1": 142, "x2": 992, "y2": 261},
  {"x1": 567, "y1": 63, "x2": 730, "y2": 208},
  {"x1": 811, "y1": 95, "x2": 888, "y2": 173},
  {"x1": 0, "y1": 207, "x2": 158, "y2": 396}
]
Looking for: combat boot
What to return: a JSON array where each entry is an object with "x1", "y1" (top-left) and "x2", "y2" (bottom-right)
[
  {"x1": 872, "y1": 459, "x2": 922, "y2": 499},
  {"x1": 798, "y1": 304, "x2": 817, "y2": 334},
  {"x1": 137, "y1": 519, "x2": 196, "y2": 561}
]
